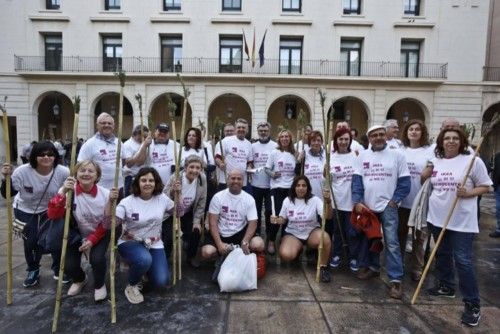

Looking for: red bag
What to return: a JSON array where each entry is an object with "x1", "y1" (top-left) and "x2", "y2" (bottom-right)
[
  {"x1": 47, "y1": 193, "x2": 66, "y2": 219},
  {"x1": 256, "y1": 252, "x2": 266, "y2": 279}
]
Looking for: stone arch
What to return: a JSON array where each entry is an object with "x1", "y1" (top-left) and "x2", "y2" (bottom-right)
[
  {"x1": 330, "y1": 96, "x2": 370, "y2": 137},
  {"x1": 207, "y1": 93, "x2": 252, "y2": 140},
  {"x1": 35, "y1": 91, "x2": 74, "y2": 141},
  {"x1": 149, "y1": 92, "x2": 193, "y2": 138},
  {"x1": 266, "y1": 94, "x2": 312, "y2": 140},
  {"x1": 91, "y1": 92, "x2": 134, "y2": 139}
]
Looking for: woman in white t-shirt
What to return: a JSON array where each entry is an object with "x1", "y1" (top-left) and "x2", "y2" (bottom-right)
[
  {"x1": 47, "y1": 160, "x2": 119, "y2": 301},
  {"x1": 1, "y1": 141, "x2": 69, "y2": 288},
  {"x1": 271, "y1": 175, "x2": 332, "y2": 283},
  {"x1": 422, "y1": 128, "x2": 491, "y2": 327},
  {"x1": 116, "y1": 167, "x2": 176, "y2": 304},
  {"x1": 296, "y1": 130, "x2": 326, "y2": 199},
  {"x1": 165, "y1": 155, "x2": 207, "y2": 267},
  {"x1": 328, "y1": 128, "x2": 362, "y2": 272},
  {"x1": 398, "y1": 119, "x2": 433, "y2": 282},
  {"x1": 265, "y1": 129, "x2": 297, "y2": 255}
]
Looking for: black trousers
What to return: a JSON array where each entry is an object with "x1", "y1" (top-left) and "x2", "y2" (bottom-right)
[
  {"x1": 162, "y1": 210, "x2": 201, "y2": 260},
  {"x1": 252, "y1": 186, "x2": 272, "y2": 236},
  {"x1": 268, "y1": 188, "x2": 290, "y2": 242}
]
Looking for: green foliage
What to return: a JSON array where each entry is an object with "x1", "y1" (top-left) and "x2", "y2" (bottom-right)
[
  {"x1": 72, "y1": 95, "x2": 80, "y2": 114},
  {"x1": 211, "y1": 117, "x2": 225, "y2": 140},
  {"x1": 135, "y1": 94, "x2": 143, "y2": 112},
  {"x1": 461, "y1": 123, "x2": 476, "y2": 142}
]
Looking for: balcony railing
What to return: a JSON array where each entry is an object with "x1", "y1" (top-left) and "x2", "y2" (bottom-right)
[
  {"x1": 14, "y1": 56, "x2": 448, "y2": 79},
  {"x1": 483, "y1": 67, "x2": 500, "y2": 81}
]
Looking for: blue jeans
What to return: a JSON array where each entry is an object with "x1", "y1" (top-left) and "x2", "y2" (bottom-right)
[
  {"x1": 331, "y1": 210, "x2": 361, "y2": 261},
  {"x1": 358, "y1": 205, "x2": 404, "y2": 282},
  {"x1": 14, "y1": 208, "x2": 61, "y2": 273},
  {"x1": 495, "y1": 187, "x2": 500, "y2": 232},
  {"x1": 428, "y1": 223, "x2": 480, "y2": 304},
  {"x1": 118, "y1": 241, "x2": 170, "y2": 288}
]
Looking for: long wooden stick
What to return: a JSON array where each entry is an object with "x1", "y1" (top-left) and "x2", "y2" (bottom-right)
[
  {"x1": 109, "y1": 71, "x2": 126, "y2": 323},
  {"x1": 219, "y1": 129, "x2": 227, "y2": 183},
  {"x1": 52, "y1": 95, "x2": 80, "y2": 332},
  {"x1": 411, "y1": 115, "x2": 500, "y2": 304},
  {"x1": 316, "y1": 120, "x2": 333, "y2": 283},
  {"x1": 1, "y1": 97, "x2": 13, "y2": 305},
  {"x1": 171, "y1": 121, "x2": 179, "y2": 285}
]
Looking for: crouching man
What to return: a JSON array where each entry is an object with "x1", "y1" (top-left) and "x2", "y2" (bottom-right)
[{"x1": 201, "y1": 170, "x2": 265, "y2": 280}]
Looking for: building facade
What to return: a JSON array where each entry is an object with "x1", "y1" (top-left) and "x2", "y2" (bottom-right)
[{"x1": 0, "y1": 0, "x2": 499, "y2": 163}]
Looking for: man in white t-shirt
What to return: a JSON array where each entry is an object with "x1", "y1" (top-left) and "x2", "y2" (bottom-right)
[
  {"x1": 201, "y1": 170, "x2": 265, "y2": 279},
  {"x1": 148, "y1": 123, "x2": 180, "y2": 186},
  {"x1": 122, "y1": 125, "x2": 152, "y2": 196},
  {"x1": 352, "y1": 125, "x2": 411, "y2": 299},
  {"x1": 251, "y1": 122, "x2": 277, "y2": 235},
  {"x1": 214, "y1": 119, "x2": 253, "y2": 191},
  {"x1": 383, "y1": 119, "x2": 403, "y2": 149},
  {"x1": 78, "y1": 113, "x2": 124, "y2": 191}
]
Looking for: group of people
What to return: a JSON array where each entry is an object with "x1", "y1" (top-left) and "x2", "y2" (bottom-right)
[{"x1": 1, "y1": 112, "x2": 494, "y2": 327}]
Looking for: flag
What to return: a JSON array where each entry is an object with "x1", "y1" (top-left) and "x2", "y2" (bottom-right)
[
  {"x1": 242, "y1": 28, "x2": 250, "y2": 61},
  {"x1": 251, "y1": 28, "x2": 256, "y2": 67},
  {"x1": 258, "y1": 29, "x2": 267, "y2": 68}
]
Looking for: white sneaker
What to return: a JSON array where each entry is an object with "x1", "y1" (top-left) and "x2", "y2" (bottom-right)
[
  {"x1": 94, "y1": 285, "x2": 107, "y2": 302},
  {"x1": 67, "y1": 277, "x2": 87, "y2": 296},
  {"x1": 124, "y1": 284, "x2": 144, "y2": 304}
]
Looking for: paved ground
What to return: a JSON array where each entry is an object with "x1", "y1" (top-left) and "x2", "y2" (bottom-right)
[{"x1": 0, "y1": 195, "x2": 499, "y2": 333}]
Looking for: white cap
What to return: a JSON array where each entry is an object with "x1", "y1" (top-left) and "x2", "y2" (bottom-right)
[{"x1": 366, "y1": 125, "x2": 386, "y2": 136}]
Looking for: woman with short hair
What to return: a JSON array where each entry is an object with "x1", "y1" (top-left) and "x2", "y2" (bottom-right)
[{"x1": 1, "y1": 141, "x2": 69, "y2": 287}]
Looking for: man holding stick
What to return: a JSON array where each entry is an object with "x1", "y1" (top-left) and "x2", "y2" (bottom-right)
[
  {"x1": 149, "y1": 123, "x2": 179, "y2": 185},
  {"x1": 122, "y1": 125, "x2": 151, "y2": 196},
  {"x1": 352, "y1": 125, "x2": 411, "y2": 299}
]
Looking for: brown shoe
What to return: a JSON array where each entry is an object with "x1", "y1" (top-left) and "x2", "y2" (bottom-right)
[
  {"x1": 357, "y1": 268, "x2": 380, "y2": 280},
  {"x1": 389, "y1": 282, "x2": 403, "y2": 299}
]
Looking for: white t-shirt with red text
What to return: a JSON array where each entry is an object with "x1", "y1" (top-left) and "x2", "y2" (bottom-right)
[
  {"x1": 149, "y1": 140, "x2": 179, "y2": 185},
  {"x1": 330, "y1": 151, "x2": 357, "y2": 211},
  {"x1": 303, "y1": 150, "x2": 326, "y2": 199},
  {"x1": 427, "y1": 155, "x2": 492, "y2": 233},
  {"x1": 215, "y1": 135, "x2": 253, "y2": 185},
  {"x1": 354, "y1": 148, "x2": 410, "y2": 212},
  {"x1": 209, "y1": 189, "x2": 258, "y2": 237},
  {"x1": 266, "y1": 149, "x2": 296, "y2": 189},
  {"x1": 401, "y1": 146, "x2": 434, "y2": 209},
  {"x1": 280, "y1": 196, "x2": 323, "y2": 240},
  {"x1": 251, "y1": 140, "x2": 277, "y2": 189}
]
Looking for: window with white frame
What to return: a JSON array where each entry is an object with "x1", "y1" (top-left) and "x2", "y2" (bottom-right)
[
  {"x1": 343, "y1": 0, "x2": 361, "y2": 15},
  {"x1": 340, "y1": 39, "x2": 362, "y2": 76},
  {"x1": 400, "y1": 40, "x2": 420, "y2": 77},
  {"x1": 223, "y1": 0, "x2": 241, "y2": 11},
  {"x1": 280, "y1": 37, "x2": 302, "y2": 74},
  {"x1": 102, "y1": 36, "x2": 122, "y2": 72},
  {"x1": 282, "y1": 0, "x2": 301, "y2": 12},
  {"x1": 219, "y1": 36, "x2": 243, "y2": 73},
  {"x1": 164, "y1": 0, "x2": 181, "y2": 11},
  {"x1": 105, "y1": 0, "x2": 121, "y2": 10},
  {"x1": 161, "y1": 35, "x2": 183, "y2": 72},
  {"x1": 404, "y1": 0, "x2": 420, "y2": 15}
]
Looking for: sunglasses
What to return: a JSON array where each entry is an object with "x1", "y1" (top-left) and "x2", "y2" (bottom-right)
[{"x1": 38, "y1": 152, "x2": 55, "y2": 157}]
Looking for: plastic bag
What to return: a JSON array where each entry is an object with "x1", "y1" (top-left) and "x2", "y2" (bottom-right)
[{"x1": 217, "y1": 247, "x2": 257, "y2": 292}]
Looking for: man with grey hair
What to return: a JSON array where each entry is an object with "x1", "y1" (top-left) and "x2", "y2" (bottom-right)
[
  {"x1": 78, "y1": 112, "x2": 124, "y2": 190},
  {"x1": 383, "y1": 119, "x2": 402, "y2": 149},
  {"x1": 251, "y1": 121, "x2": 277, "y2": 235}
]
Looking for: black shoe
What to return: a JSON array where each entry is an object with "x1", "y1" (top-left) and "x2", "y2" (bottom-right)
[
  {"x1": 461, "y1": 302, "x2": 481, "y2": 327},
  {"x1": 489, "y1": 231, "x2": 500, "y2": 238},
  {"x1": 428, "y1": 283, "x2": 455, "y2": 298},
  {"x1": 23, "y1": 269, "x2": 40, "y2": 288},
  {"x1": 320, "y1": 266, "x2": 331, "y2": 283}
]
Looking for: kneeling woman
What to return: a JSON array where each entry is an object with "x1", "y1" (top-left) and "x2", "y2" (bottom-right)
[
  {"x1": 116, "y1": 167, "x2": 176, "y2": 304},
  {"x1": 48, "y1": 160, "x2": 118, "y2": 301},
  {"x1": 271, "y1": 175, "x2": 333, "y2": 282}
]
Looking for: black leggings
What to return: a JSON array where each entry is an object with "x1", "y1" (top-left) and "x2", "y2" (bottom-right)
[
  {"x1": 65, "y1": 232, "x2": 110, "y2": 289},
  {"x1": 268, "y1": 188, "x2": 290, "y2": 242}
]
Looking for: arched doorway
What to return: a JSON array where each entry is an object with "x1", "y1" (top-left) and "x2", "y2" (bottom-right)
[
  {"x1": 386, "y1": 98, "x2": 427, "y2": 128},
  {"x1": 93, "y1": 93, "x2": 134, "y2": 140},
  {"x1": 482, "y1": 102, "x2": 500, "y2": 166},
  {"x1": 267, "y1": 95, "x2": 311, "y2": 140},
  {"x1": 329, "y1": 96, "x2": 369, "y2": 138},
  {"x1": 149, "y1": 93, "x2": 192, "y2": 139},
  {"x1": 208, "y1": 93, "x2": 252, "y2": 139},
  {"x1": 37, "y1": 92, "x2": 74, "y2": 141}
]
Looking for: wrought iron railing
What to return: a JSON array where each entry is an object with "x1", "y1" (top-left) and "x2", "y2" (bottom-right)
[
  {"x1": 14, "y1": 55, "x2": 448, "y2": 79},
  {"x1": 483, "y1": 67, "x2": 500, "y2": 81}
]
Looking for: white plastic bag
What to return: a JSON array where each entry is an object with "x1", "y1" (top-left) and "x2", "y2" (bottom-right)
[{"x1": 217, "y1": 247, "x2": 257, "y2": 292}]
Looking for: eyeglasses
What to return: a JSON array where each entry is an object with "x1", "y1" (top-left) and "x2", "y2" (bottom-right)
[{"x1": 38, "y1": 152, "x2": 55, "y2": 157}]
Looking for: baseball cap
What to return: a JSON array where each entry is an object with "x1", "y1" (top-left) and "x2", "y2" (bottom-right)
[{"x1": 156, "y1": 123, "x2": 169, "y2": 132}]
